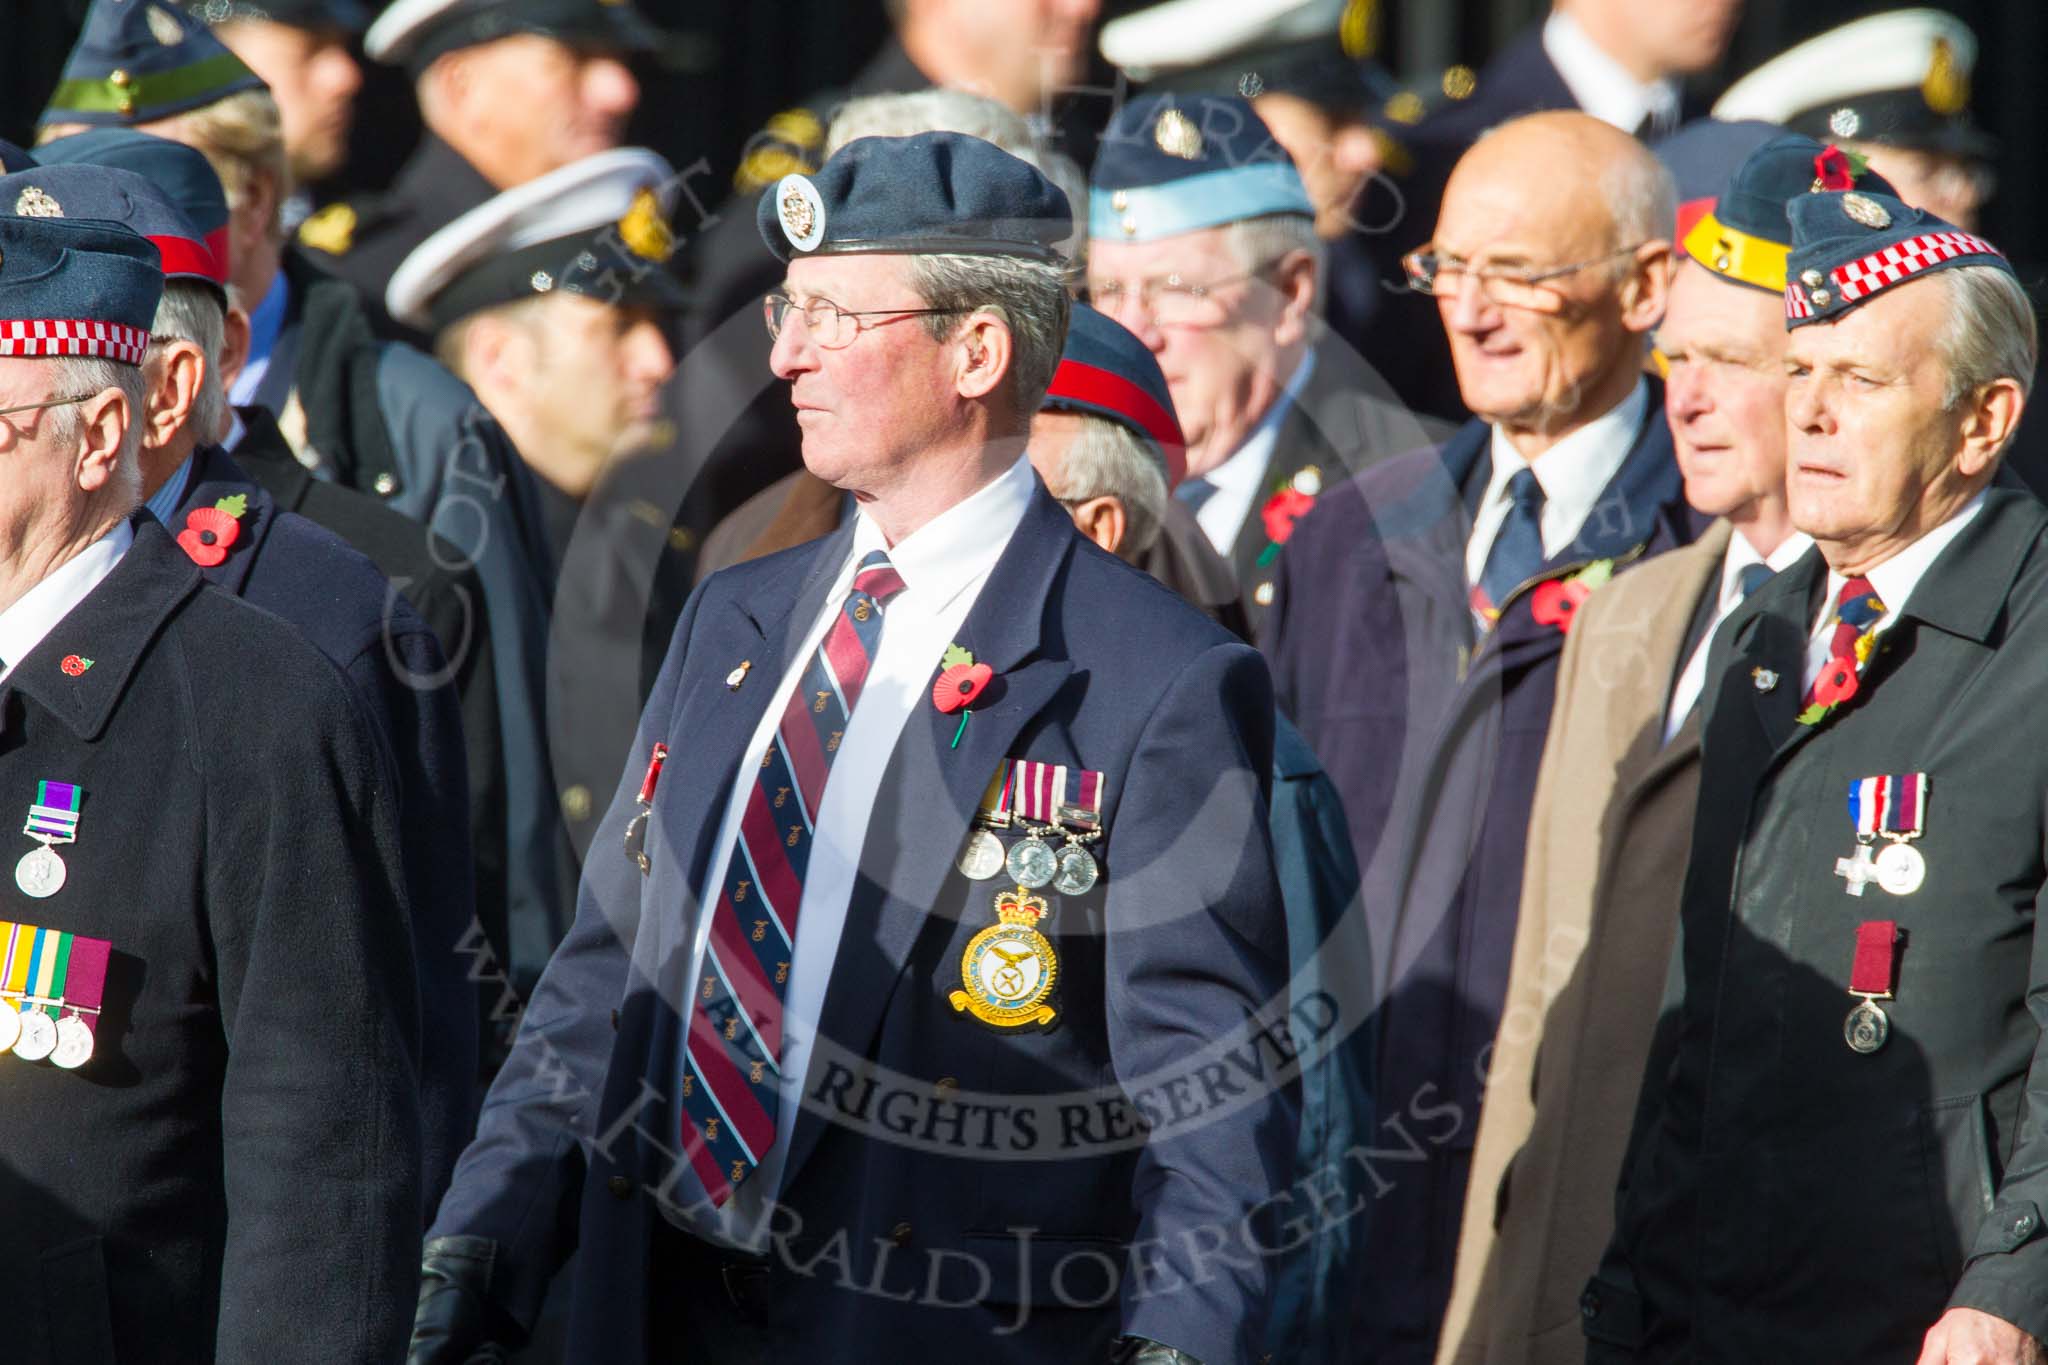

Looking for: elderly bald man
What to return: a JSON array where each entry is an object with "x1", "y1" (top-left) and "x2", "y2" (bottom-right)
[
  {"x1": 1262, "y1": 110, "x2": 1697, "y2": 1365},
  {"x1": 1588, "y1": 189, "x2": 2047, "y2": 1363}
]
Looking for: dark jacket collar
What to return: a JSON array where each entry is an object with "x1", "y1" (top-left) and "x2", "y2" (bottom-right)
[
  {"x1": 227, "y1": 405, "x2": 317, "y2": 514},
  {"x1": 0, "y1": 519, "x2": 203, "y2": 743},
  {"x1": 172, "y1": 444, "x2": 280, "y2": 597},
  {"x1": 390, "y1": 132, "x2": 499, "y2": 226}
]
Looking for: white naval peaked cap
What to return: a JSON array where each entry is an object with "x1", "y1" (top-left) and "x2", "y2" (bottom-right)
[
  {"x1": 1712, "y1": 9, "x2": 1975, "y2": 130},
  {"x1": 386, "y1": 146, "x2": 683, "y2": 331},
  {"x1": 1101, "y1": 0, "x2": 1347, "y2": 80}
]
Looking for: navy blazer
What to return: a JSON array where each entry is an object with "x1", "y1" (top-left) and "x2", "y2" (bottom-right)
[
  {"x1": 1262, "y1": 391, "x2": 1698, "y2": 1363},
  {"x1": 432, "y1": 485, "x2": 1297, "y2": 1362},
  {"x1": 169, "y1": 445, "x2": 479, "y2": 1217}
]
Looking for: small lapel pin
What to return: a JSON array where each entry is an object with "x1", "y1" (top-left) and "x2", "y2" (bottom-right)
[
  {"x1": 59, "y1": 655, "x2": 93, "y2": 677},
  {"x1": 1752, "y1": 667, "x2": 1779, "y2": 693},
  {"x1": 726, "y1": 661, "x2": 751, "y2": 691}
]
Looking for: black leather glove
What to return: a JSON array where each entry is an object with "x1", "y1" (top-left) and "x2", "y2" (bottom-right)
[
  {"x1": 408, "y1": 1235, "x2": 522, "y2": 1365},
  {"x1": 1109, "y1": 1335, "x2": 1205, "y2": 1364}
]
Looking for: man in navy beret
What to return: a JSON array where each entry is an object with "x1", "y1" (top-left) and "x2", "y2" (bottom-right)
[
  {"x1": 416, "y1": 131, "x2": 1297, "y2": 1365},
  {"x1": 1592, "y1": 188, "x2": 2047, "y2": 1362},
  {"x1": 0, "y1": 202, "x2": 421, "y2": 1359}
]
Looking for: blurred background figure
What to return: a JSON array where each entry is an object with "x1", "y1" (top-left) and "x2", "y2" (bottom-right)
[
  {"x1": 185, "y1": 0, "x2": 368, "y2": 226},
  {"x1": 301, "y1": 0, "x2": 662, "y2": 339},
  {"x1": 1711, "y1": 8, "x2": 1996, "y2": 230}
]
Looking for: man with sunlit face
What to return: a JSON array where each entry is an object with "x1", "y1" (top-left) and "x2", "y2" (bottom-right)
[
  {"x1": 1436, "y1": 132, "x2": 1849, "y2": 1365},
  {"x1": 1262, "y1": 109, "x2": 1695, "y2": 1365},
  {"x1": 303, "y1": 0, "x2": 658, "y2": 334},
  {"x1": 414, "y1": 132, "x2": 1293, "y2": 1365},
  {"x1": 1595, "y1": 187, "x2": 2048, "y2": 1363}
]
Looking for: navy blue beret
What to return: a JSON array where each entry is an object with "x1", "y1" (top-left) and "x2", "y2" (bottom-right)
[
  {"x1": 1654, "y1": 118, "x2": 1782, "y2": 241},
  {"x1": 1043, "y1": 303, "x2": 1185, "y2": 488},
  {"x1": 0, "y1": 142, "x2": 34, "y2": 175},
  {"x1": 1088, "y1": 92, "x2": 1311, "y2": 242},
  {"x1": 42, "y1": 0, "x2": 266, "y2": 129},
  {"x1": 1783, "y1": 190, "x2": 2007, "y2": 328},
  {"x1": 0, "y1": 211, "x2": 162, "y2": 365},
  {"x1": 36, "y1": 131, "x2": 232, "y2": 290},
  {"x1": 757, "y1": 132, "x2": 1071, "y2": 266},
  {"x1": 0, "y1": 164, "x2": 219, "y2": 301},
  {"x1": 1682, "y1": 134, "x2": 1897, "y2": 295}
]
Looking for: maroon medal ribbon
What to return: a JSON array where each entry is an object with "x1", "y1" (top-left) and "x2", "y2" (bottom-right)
[{"x1": 1844, "y1": 920, "x2": 1900, "y2": 1054}]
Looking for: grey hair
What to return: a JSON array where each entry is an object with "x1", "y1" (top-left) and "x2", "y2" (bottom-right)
[
  {"x1": 823, "y1": 91, "x2": 1086, "y2": 262},
  {"x1": 1220, "y1": 212, "x2": 1327, "y2": 314},
  {"x1": 1936, "y1": 267, "x2": 2038, "y2": 425},
  {"x1": 45, "y1": 355, "x2": 148, "y2": 513},
  {"x1": 147, "y1": 281, "x2": 231, "y2": 447},
  {"x1": 1046, "y1": 412, "x2": 1168, "y2": 557},
  {"x1": 1605, "y1": 150, "x2": 1678, "y2": 251},
  {"x1": 907, "y1": 252, "x2": 1072, "y2": 413}
]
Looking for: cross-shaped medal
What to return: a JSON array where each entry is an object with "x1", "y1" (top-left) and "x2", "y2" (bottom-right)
[{"x1": 1835, "y1": 843, "x2": 1880, "y2": 896}]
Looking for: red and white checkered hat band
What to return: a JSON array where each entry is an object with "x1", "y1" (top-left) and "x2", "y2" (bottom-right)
[
  {"x1": 0, "y1": 319, "x2": 149, "y2": 365},
  {"x1": 1784, "y1": 283, "x2": 1815, "y2": 321},
  {"x1": 1832, "y1": 231, "x2": 2003, "y2": 303}
]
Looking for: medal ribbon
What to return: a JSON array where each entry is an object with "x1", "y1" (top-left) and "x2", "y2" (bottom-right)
[
  {"x1": 1848, "y1": 774, "x2": 1929, "y2": 841},
  {"x1": 0, "y1": 921, "x2": 31, "y2": 998},
  {"x1": 1850, "y1": 920, "x2": 1900, "y2": 999},
  {"x1": 1008, "y1": 760, "x2": 1107, "y2": 829},
  {"x1": 24, "y1": 780, "x2": 81, "y2": 844},
  {"x1": 59, "y1": 933, "x2": 110, "y2": 1034},
  {"x1": 22, "y1": 926, "x2": 71, "y2": 1018}
]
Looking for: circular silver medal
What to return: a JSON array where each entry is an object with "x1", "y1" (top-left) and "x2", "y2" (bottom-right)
[
  {"x1": 14, "y1": 1009, "x2": 57, "y2": 1062},
  {"x1": 1844, "y1": 999, "x2": 1890, "y2": 1054},
  {"x1": 1052, "y1": 844, "x2": 1099, "y2": 896},
  {"x1": 1874, "y1": 842, "x2": 1926, "y2": 896},
  {"x1": 14, "y1": 843, "x2": 65, "y2": 899},
  {"x1": 50, "y1": 1015, "x2": 93, "y2": 1070},
  {"x1": 0, "y1": 1000, "x2": 19, "y2": 1055},
  {"x1": 956, "y1": 828, "x2": 1005, "y2": 881},
  {"x1": 1005, "y1": 834, "x2": 1057, "y2": 890}
]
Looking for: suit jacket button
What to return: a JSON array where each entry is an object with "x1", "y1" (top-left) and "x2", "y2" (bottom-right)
[
  {"x1": 608, "y1": 1176, "x2": 633, "y2": 1199},
  {"x1": 890, "y1": 1221, "x2": 913, "y2": 1247},
  {"x1": 1580, "y1": 1287, "x2": 1601, "y2": 1319}
]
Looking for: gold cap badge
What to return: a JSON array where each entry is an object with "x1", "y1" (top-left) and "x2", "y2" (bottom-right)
[
  {"x1": 14, "y1": 188, "x2": 62, "y2": 219},
  {"x1": 617, "y1": 187, "x2": 674, "y2": 263},
  {"x1": 777, "y1": 174, "x2": 826, "y2": 252},
  {"x1": 1923, "y1": 36, "x2": 1968, "y2": 116},
  {"x1": 1842, "y1": 193, "x2": 1892, "y2": 230},
  {"x1": 1154, "y1": 107, "x2": 1204, "y2": 160}
]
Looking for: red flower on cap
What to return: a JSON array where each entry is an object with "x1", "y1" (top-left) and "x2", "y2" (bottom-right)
[{"x1": 177, "y1": 504, "x2": 242, "y2": 567}]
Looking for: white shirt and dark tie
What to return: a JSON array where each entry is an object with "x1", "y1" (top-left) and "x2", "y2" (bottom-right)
[
  {"x1": 1662, "y1": 528, "x2": 1815, "y2": 743},
  {"x1": 1799, "y1": 491, "x2": 1985, "y2": 690},
  {"x1": 674, "y1": 455, "x2": 1034, "y2": 1248}
]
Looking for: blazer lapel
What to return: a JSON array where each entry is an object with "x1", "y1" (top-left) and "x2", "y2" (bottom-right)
[
  {"x1": 780, "y1": 490, "x2": 1079, "y2": 1185},
  {"x1": 175, "y1": 446, "x2": 278, "y2": 597}
]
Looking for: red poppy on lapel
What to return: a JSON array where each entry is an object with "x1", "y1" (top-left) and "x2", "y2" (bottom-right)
[{"x1": 176, "y1": 495, "x2": 248, "y2": 568}]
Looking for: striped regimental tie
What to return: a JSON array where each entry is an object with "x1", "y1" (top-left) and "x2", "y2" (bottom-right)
[{"x1": 677, "y1": 549, "x2": 907, "y2": 1206}]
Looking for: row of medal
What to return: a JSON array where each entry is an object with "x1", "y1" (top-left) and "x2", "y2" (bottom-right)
[
  {"x1": 956, "y1": 759, "x2": 1106, "y2": 897},
  {"x1": 0, "y1": 921, "x2": 108, "y2": 1069},
  {"x1": 1834, "y1": 774, "x2": 1930, "y2": 1056}
]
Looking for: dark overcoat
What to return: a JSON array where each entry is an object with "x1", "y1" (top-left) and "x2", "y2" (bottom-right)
[
  {"x1": 169, "y1": 445, "x2": 478, "y2": 1214},
  {"x1": 431, "y1": 486, "x2": 1298, "y2": 1363},
  {"x1": 0, "y1": 519, "x2": 421, "y2": 1363},
  {"x1": 1592, "y1": 484, "x2": 2048, "y2": 1359},
  {"x1": 1262, "y1": 393, "x2": 1696, "y2": 1364}
]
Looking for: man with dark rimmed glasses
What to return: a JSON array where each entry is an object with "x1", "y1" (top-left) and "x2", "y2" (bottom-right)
[{"x1": 1261, "y1": 109, "x2": 1701, "y2": 1365}]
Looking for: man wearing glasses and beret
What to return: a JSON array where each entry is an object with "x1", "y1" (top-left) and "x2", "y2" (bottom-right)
[
  {"x1": 1262, "y1": 109, "x2": 1697, "y2": 1365},
  {"x1": 413, "y1": 132, "x2": 1294, "y2": 1365}
]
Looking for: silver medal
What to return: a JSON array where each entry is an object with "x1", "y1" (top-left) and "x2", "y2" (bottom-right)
[
  {"x1": 1005, "y1": 834, "x2": 1057, "y2": 890},
  {"x1": 956, "y1": 828, "x2": 1005, "y2": 881},
  {"x1": 1052, "y1": 843, "x2": 1099, "y2": 896},
  {"x1": 13, "y1": 1009, "x2": 56, "y2": 1062},
  {"x1": 50, "y1": 1014, "x2": 93, "y2": 1069},
  {"x1": 0, "y1": 999, "x2": 19, "y2": 1055},
  {"x1": 1874, "y1": 842, "x2": 1926, "y2": 896},
  {"x1": 14, "y1": 843, "x2": 64, "y2": 899},
  {"x1": 1844, "y1": 998, "x2": 1890, "y2": 1054}
]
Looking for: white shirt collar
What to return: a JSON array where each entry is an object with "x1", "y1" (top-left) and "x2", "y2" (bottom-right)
[
  {"x1": 1542, "y1": 11, "x2": 1682, "y2": 136},
  {"x1": 1719, "y1": 526, "x2": 1814, "y2": 614},
  {"x1": 1203, "y1": 349, "x2": 1319, "y2": 501},
  {"x1": 1818, "y1": 490, "x2": 1987, "y2": 635},
  {"x1": 847, "y1": 454, "x2": 1036, "y2": 614},
  {"x1": 1481, "y1": 378, "x2": 1647, "y2": 558},
  {"x1": 0, "y1": 521, "x2": 134, "y2": 682}
]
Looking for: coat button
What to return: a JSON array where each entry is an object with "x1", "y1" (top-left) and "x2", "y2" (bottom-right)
[
  {"x1": 1580, "y1": 1287, "x2": 1601, "y2": 1319},
  {"x1": 607, "y1": 1175, "x2": 633, "y2": 1199},
  {"x1": 373, "y1": 472, "x2": 399, "y2": 496},
  {"x1": 2014, "y1": 1211, "x2": 2036, "y2": 1237},
  {"x1": 890, "y1": 1221, "x2": 913, "y2": 1247}
]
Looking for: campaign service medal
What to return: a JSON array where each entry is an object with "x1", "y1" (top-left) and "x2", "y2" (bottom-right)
[
  {"x1": 1005, "y1": 832, "x2": 1057, "y2": 889},
  {"x1": 1007, "y1": 760, "x2": 1109, "y2": 895},
  {"x1": 0, "y1": 923, "x2": 111, "y2": 1067},
  {"x1": 15, "y1": 780, "x2": 81, "y2": 899},
  {"x1": 956, "y1": 766, "x2": 1013, "y2": 882},
  {"x1": 949, "y1": 885, "x2": 1058, "y2": 1028},
  {"x1": 1844, "y1": 919, "x2": 1900, "y2": 1054},
  {"x1": 1838, "y1": 774, "x2": 1930, "y2": 898}
]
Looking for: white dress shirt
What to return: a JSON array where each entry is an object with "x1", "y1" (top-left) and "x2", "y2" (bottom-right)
[
  {"x1": 1663, "y1": 527, "x2": 1814, "y2": 743},
  {"x1": 1803, "y1": 491, "x2": 1985, "y2": 688},
  {"x1": 1193, "y1": 349, "x2": 1319, "y2": 557},
  {"x1": 1543, "y1": 11, "x2": 1682, "y2": 137},
  {"x1": 0, "y1": 521, "x2": 133, "y2": 683},
  {"x1": 1464, "y1": 379, "x2": 1647, "y2": 592},
  {"x1": 683, "y1": 455, "x2": 1035, "y2": 1245}
]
